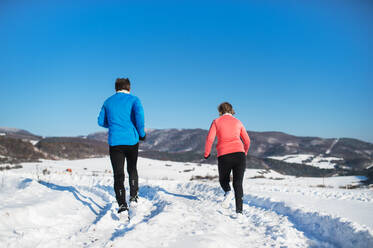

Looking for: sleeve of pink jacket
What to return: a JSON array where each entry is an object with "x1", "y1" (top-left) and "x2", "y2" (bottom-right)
[
  {"x1": 240, "y1": 123, "x2": 251, "y2": 155},
  {"x1": 204, "y1": 121, "x2": 216, "y2": 158}
]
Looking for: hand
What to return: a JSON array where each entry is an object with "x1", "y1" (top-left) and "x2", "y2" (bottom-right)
[
  {"x1": 204, "y1": 154, "x2": 210, "y2": 159},
  {"x1": 139, "y1": 135, "x2": 146, "y2": 141}
]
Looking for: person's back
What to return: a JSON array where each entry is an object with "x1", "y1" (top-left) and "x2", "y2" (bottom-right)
[
  {"x1": 97, "y1": 78, "x2": 145, "y2": 217},
  {"x1": 205, "y1": 113, "x2": 250, "y2": 158},
  {"x1": 101, "y1": 92, "x2": 145, "y2": 146},
  {"x1": 213, "y1": 114, "x2": 248, "y2": 156}
]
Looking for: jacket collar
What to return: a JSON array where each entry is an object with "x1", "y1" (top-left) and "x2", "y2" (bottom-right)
[{"x1": 117, "y1": 90, "x2": 130, "y2": 94}]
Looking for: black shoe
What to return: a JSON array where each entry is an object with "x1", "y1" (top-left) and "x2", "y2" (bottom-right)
[
  {"x1": 129, "y1": 195, "x2": 138, "y2": 203},
  {"x1": 118, "y1": 204, "x2": 128, "y2": 214}
]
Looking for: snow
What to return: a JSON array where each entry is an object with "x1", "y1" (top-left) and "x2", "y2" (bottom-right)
[
  {"x1": 269, "y1": 154, "x2": 314, "y2": 164},
  {"x1": 1, "y1": 157, "x2": 372, "y2": 247},
  {"x1": 0, "y1": 133, "x2": 5, "y2": 136},
  {"x1": 29, "y1": 140, "x2": 39, "y2": 145},
  {"x1": 0, "y1": 127, "x2": 22, "y2": 132},
  {"x1": 21, "y1": 139, "x2": 39, "y2": 145},
  {"x1": 267, "y1": 137, "x2": 279, "y2": 144},
  {"x1": 286, "y1": 142, "x2": 298, "y2": 147},
  {"x1": 326, "y1": 138, "x2": 339, "y2": 154},
  {"x1": 268, "y1": 154, "x2": 343, "y2": 169}
]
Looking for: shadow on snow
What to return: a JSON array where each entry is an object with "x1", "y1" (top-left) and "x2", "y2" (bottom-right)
[{"x1": 38, "y1": 180, "x2": 111, "y2": 225}]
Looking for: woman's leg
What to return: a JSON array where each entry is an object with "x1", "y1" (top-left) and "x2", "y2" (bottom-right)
[
  {"x1": 218, "y1": 155, "x2": 232, "y2": 192},
  {"x1": 232, "y1": 152, "x2": 246, "y2": 213}
]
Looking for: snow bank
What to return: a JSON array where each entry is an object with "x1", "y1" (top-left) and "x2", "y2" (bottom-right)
[
  {"x1": 245, "y1": 194, "x2": 373, "y2": 248},
  {"x1": 0, "y1": 176, "x2": 107, "y2": 248}
]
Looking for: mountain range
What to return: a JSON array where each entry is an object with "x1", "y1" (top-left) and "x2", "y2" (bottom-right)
[{"x1": 1, "y1": 127, "x2": 373, "y2": 178}]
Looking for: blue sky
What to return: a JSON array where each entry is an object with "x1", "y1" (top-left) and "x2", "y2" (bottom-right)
[{"x1": 1, "y1": 0, "x2": 372, "y2": 142}]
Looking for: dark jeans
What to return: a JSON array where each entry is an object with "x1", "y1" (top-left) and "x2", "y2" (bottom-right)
[
  {"x1": 218, "y1": 152, "x2": 246, "y2": 213},
  {"x1": 109, "y1": 143, "x2": 139, "y2": 207}
]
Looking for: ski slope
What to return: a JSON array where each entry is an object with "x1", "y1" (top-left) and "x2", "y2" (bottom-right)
[{"x1": 1, "y1": 157, "x2": 373, "y2": 248}]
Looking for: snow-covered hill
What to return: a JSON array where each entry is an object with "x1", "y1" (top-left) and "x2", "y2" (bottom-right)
[
  {"x1": 2, "y1": 127, "x2": 373, "y2": 178},
  {"x1": 89, "y1": 129, "x2": 373, "y2": 171},
  {"x1": 0, "y1": 127, "x2": 41, "y2": 141},
  {"x1": 1, "y1": 157, "x2": 373, "y2": 247}
]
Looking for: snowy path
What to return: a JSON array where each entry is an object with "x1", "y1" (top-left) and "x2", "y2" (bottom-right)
[
  {"x1": 55, "y1": 180, "x2": 311, "y2": 248},
  {"x1": 104, "y1": 181, "x2": 311, "y2": 248},
  {"x1": 3, "y1": 177, "x2": 371, "y2": 248},
  {"x1": 1, "y1": 157, "x2": 373, "y2": 247}
]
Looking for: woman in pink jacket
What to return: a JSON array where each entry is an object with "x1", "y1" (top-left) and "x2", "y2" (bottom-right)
[{"x1": 204, "y1": 102, "x2": 251, "y2": 215}]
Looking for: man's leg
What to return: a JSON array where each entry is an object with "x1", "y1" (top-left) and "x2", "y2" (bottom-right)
[
  {"x1": 124, "y1": 143, "x2": 139, "y2": 198},
  {"x1": 232, "y1": 152, "x2": 246, "y2": 213},
  {"x1": 109, "y1": 146, "x2": 127, "y2": 207}
]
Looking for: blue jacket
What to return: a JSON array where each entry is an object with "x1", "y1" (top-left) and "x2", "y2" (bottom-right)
[{"x1": 98, "y1": 92, "x2": 145, "y2": 146}]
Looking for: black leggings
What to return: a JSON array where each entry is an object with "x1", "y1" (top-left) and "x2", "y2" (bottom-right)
[
  {"x1": 109, "y1": 143, "x2": 139, "y2": 207},
  {"x1": 218, "y1": 152, "x2": 246, "y2": 213}
]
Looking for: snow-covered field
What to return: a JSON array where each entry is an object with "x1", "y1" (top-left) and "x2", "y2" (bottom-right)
[
  {"x1": 268, "y1": 154, "x2": 344, "y2": 169},
  {"x1": 1, "y1": 157, "x2": 373, "y2": 248}
]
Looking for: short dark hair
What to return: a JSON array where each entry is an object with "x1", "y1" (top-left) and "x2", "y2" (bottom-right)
[
  {"x1": 115, "y1": 78, "x2": 131, "y2": 91},
  {"x1": 218, "y1": 102, "x2": 235, "y2": 115}
]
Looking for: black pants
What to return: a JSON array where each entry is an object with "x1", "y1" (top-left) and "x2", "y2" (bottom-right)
[
  {"x1": 218, "y1": 152, "x2": 246, "y2": 213},
  {"x1": 109, "y1": 143, "x2": 139, "y2": 207}
]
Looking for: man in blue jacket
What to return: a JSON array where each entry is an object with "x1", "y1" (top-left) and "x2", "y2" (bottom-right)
[{"x1": 98, "y1": 78, "x2": 145, "y2": 214}]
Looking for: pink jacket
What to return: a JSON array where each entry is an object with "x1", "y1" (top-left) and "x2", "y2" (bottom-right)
[{"x1": 204, "y1": 114, "x2": 251, "y2": 158}]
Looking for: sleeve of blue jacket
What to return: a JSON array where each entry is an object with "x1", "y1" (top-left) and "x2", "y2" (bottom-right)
[
  {"x1": 132, "y1": 98, "x2": 145, "y2": 138},
  {"x1": 97, "y1": 105, "x2": 109, "y2": 128}
]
